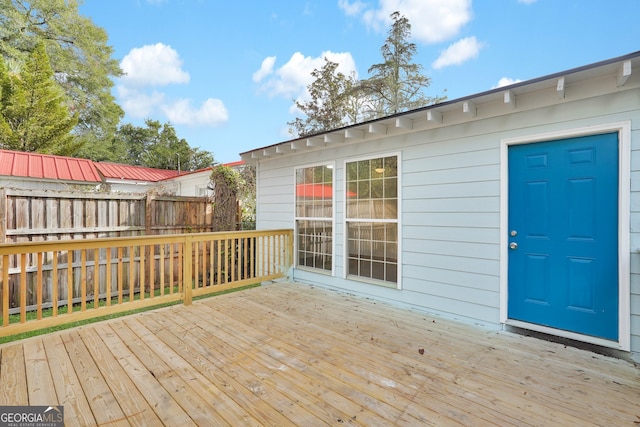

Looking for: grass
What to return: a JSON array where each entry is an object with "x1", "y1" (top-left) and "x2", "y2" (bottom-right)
[{"x1": 0, "y1": 283, "x2": 260, "y2": 345}]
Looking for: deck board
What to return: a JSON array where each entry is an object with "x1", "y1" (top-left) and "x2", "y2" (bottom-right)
[
  {"x1": 23, "y1": 338, "x2": 58, "y2": 406},
  {"x1": 41, "y1": 333, "x2": 95, "y2": 427},
  {"x1": 0, "y1": 282, "x2": 638, "y2": 426}
]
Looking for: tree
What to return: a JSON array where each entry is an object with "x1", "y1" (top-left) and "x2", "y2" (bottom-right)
[
  {"x1": 112, "y1": 119, "x2": 215, "y2": 170},
  {"x1": 288, "y1": 58, "x2": 358, "y2": 138},
  {"x1": 0, "y1": 0, "x2": 124, "y2": 152},
  {"x1": 209, "y1": 163, "x2": 256, "y2": 231},
  {"x1": 363, "y1": 11, "x2": 445, "y2": 117},
  {"x1": 288, "y1": 12, "x2": 446, "y2": 136},
  {"x1": 0, "y1": 42, "x2": 79, "y2": 154},
  {"x1": 0, "y1": 58, "x2": 13, "y2": 141}
]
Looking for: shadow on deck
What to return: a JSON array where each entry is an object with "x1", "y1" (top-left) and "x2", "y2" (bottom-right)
[{"x1": 0, "y1": 282, "x2": 638, "y2": 426}]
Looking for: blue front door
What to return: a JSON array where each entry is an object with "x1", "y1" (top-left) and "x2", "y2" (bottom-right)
[{"x1": 508, "y1": 133, "x2": 619, "y2": 340}]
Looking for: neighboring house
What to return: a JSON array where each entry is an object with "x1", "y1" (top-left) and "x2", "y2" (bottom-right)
[
  {"x1": 168, "y1": 161, "x2": 247, "y2": 198},
  {"x1": 241, "y1": 51, "x2": 640, "y2": 361},
  {"x1": 0, "y1": 150, "x2": 103, "y2": 191},
  {"x1": 0, "y1": 151, "x2": 240, "y2": 198},
  {"x1": 94, "y1": 162, "x2": 180, "y2": 194}
]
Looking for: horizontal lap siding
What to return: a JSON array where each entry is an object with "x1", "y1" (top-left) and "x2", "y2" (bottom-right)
[
  {"x1": 402, "y1": 131, "x2": 501, "y2": 323},
  {"x1": 256, "y1": 89, "x2": 640, "y2": 357},
  {"x1": 257, "y1": 164, "x2": 295, "y2": 229}
]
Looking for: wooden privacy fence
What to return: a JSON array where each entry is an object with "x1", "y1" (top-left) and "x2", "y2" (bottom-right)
[
  {"x1": 0, "y1": 229, "x2": 293, "y2": 338},
  {"x1": 0, "y1": 188, "x2": 216, "y2": 244}
]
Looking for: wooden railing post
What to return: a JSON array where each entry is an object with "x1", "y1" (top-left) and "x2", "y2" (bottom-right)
[{"x1": 183, "y1": 236, "x2": 193, "y2": 305}]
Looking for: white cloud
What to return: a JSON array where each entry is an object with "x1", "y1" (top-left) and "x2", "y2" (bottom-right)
[
  {"x1": 494, "y1": 77, "x2": 523, "y2": 88},
  {"x1": 253, "y1": 56, "x2": 276, "y2": 83},
  {"x1": 117, "y1": 43, "x2": 229, "y2": 128},
  {"x1": 162, "y1": 98, "x2": 229, "y2": 127},
  {"x1": 116, "y1": 86, "x2": 165, "y2": 118},
  {"x1": 120, "y1": 43, "x2": 190, "y2": 87},
  {"x1": 338, "y1": 0, "x2": 367, "y2": 16},
  {"x1": 432, "y1": 36, "x2": 483, "y2": 69},
  {"x1": 256, "y1": 51, "x2": 358, "y2": 100},
  {"x1": 352, "y1": 0, "x2": 472, "y2": 44}
]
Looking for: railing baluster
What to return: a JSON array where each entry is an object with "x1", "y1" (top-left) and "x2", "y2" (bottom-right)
[
  {"x1": 2, "y1": 255, "x2": 9, "y2": 326},
  {"x1": 159, "y1": 244, "x2": 165, "y2": 296},
  {"x1": 105, "y1": 247, "x2": 112, "y2": 307},
  {"x1": 81, "y1": 249, "x2": 87, "y2": 311},
  {"x1": 20, "y1": 254, "x2": 26, "y2": 323},
  {"x1": 140, "y1": 244, "x2": 145, "y2": 301},
  {"x1": 67, "y1": 249, "x2": 73, "y2": 314},
  {"x1": 149, "y1": 244, "x2": 155, "y2": 299},
  {"x1": 37, "y1": 252, "x2": 43, "y2": 320},
  {"x1": 52, "y1": 251, "x2": 58, "y2": 317},
  {"x1": 178, "y1": 244, "x2": 183, "y2": 293},
  {"x1": 231, "y1": 238, "x2": 236, "y2": 283},
  {"x1": 216, "y1": 239, "x2": 222, "y2": 285},
  {"x1": 128, "y1": 246, "x2": 134, "y2": 302},
  {"x1": 170, "y1": 243, "x2": 175, "y2": 294},
  {"x1": 193, "y1": 241, "x2": 199, "y2": 290},
  {"x1": 117, "y1": 247, "x2": 123, "y2": 305},
  {"x1": 93, "y1": 248, "x2": 99, "y2": 309}
]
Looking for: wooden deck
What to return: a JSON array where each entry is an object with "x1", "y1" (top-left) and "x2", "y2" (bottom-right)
[{"x1": 0, "y1": 282, "x2": 638, "y2": 426}]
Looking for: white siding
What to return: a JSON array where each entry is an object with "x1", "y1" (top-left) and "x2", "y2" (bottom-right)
[{"x1": 255, "y1": 78, "x2": 640, "y2": 360}]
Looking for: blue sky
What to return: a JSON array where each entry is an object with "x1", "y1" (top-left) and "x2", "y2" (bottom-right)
[{"x1": 80, "y1": 0, "x2": 640, "y2": 164}]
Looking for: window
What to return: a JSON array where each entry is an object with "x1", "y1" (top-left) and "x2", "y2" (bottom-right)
[
  {"x1": 346, "y1": 155, "x2": 398, "y2": 285},
  {"x1": 295, "y1": 164, "x2": 333, "y2": 272}
]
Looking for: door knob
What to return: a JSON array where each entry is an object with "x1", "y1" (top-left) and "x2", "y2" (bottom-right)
[{"x1": 509, "y1": 242, "x2": 518, "y2": 250}]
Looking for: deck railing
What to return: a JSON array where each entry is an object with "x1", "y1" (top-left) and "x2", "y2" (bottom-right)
[{"x1": 0, "y1": 229, "x2": 293, "y2": 338}]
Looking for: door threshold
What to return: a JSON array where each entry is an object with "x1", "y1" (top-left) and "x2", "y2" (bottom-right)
[{"x1": 504, "y1": 319, "x2": 626, "y2": 354}]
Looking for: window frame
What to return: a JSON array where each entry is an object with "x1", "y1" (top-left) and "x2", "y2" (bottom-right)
[
  {"x1": 293, "y1": 161, "x2": 336, "y2": 275},
  {"x1": 343, "y1": 152, "x2": 401, "y2": 289}
]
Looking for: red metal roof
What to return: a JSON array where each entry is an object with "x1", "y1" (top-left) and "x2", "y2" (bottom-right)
[
  {"x1": 0, "y1": 149, "x2": 246, "y2": 184},
  {"x1": 0, "y1": 149, "x2": 102, "y2": 182},
  {"x1": 94, "y1": 162, "x2": 180, "y2": 182}
]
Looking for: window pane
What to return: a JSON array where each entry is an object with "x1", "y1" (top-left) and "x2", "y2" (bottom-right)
[
  {"x1": 347, "y1": 162, "x2": 358, "y2": 181},
  {"x1": 385, "y1": 223, "x2": 398, "y2": 242},
  {"x1": 384, "y1": 156, "x2": 398, "y2": 177},
  {"x1": 371, "y1": 179, "x2": 383, "y2": 198},
  {"x1": 296, "y1": 165, "x2": 333, "y2": 218},
  {"x1": 383, "y1": 199, "x2": 397, "y2": 220},
  {"x1": 357, "y1": 180, "x2": 370, "y2": 199},
  {"x1": 385, "y1": 262, "x2": 398, "y2": 282},
  {"x1": 296, "y1": 220, "x2": 332, "y2": 271},
  {"x1": 385, "y1": 242, "x2": 397, "y2": 262},
  {"x1": 344, "y1": 155, "x2": 398, "y2": 284},
  {"x1": 371, "y1": 260, "x2": 385, "y2": 281},
  {"x1": 358, "y1": 160, "x2": 371, "y2": 180},
  {"x1": 384, "y1": 177, "x2": 397, "y2": 199},
  {"x1": 295, "y1": 164, "x2": 333, "y2": 272},
  {"x1": 359, "y1": 259, "x2": 372, "y2": 278}
]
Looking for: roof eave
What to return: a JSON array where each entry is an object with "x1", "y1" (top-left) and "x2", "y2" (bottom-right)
[{"x1": 241, "y1": 50, "x2": 640, "y2": 164}]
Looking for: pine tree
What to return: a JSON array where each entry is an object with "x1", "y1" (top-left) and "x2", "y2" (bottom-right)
[
  {"x1": 0, "y1": 42, "x2": 79, "y2": 154},
  {"x1": 0, "y1": 0, "x2": 123, "y2": 153},
  {"x1": 363, "y1": 11, "x2": 445, "y2": 117}
]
